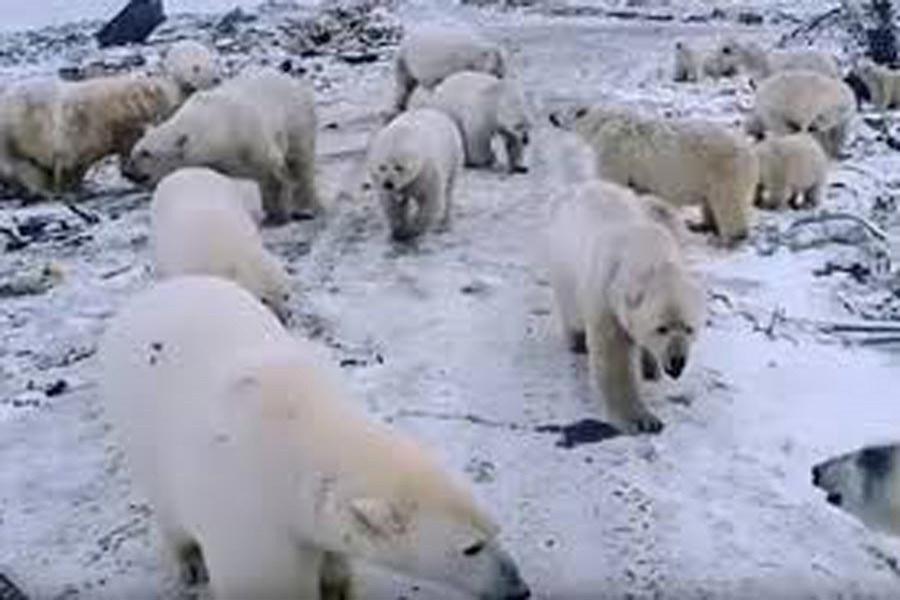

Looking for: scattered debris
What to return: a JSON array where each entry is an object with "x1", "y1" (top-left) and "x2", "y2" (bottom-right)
[
  {"x1": 535, "y1": 419, "x2": 620, "y2": 449},
  {"x1": 0, "y1": 263, "x2": 64, "y2": 299},
  {"x1": 0, "y1": 573, "x2": 29, "y2": 600}
]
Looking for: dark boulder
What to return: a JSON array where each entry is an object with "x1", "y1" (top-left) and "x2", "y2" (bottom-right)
[{"x1": 95, "y1": 0, "x2": 166, "y2": 48}]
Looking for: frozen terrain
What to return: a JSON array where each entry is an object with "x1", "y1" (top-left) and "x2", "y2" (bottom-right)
[{"x1": 3, "y1": 1, "x2": 900, "y2": 599}]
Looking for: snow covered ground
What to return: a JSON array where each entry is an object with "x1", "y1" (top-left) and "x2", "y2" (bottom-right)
[{"x1": 3, "y1": 1, "x2": 900, "y2": 599}]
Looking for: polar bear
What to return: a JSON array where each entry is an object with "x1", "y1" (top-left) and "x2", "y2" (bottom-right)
[
  {"x1": 548, "y1": 105, "x2": 759, "y2": 243},
  {"x1": 849, "y1": 59, "x2": 900, "y2": 110},
  {"x1": 673, "y1": 41, "x2": 703, "y2": 82},
  {"x1": 546, "y1": 180, "x2": 704, "y2": 434},
  {"x1": 707, "y1": 37, "x2": 839, "y2": 82},
  {"x1": 99, "y1": 276, "x2": 531, "y2": 600},
  {"x1": 393, "y1": 26, "x2": 506, "y2": 114},
  {"x1": 163, "y1": 40, "x2": 222, "y2": 94},
  {"x1": 125, "y1": 67, "x2": 318, "y2": 224},
  {"x1": 748, "y1": 70, "x2": 856, "y2": 158},
  {"x1": 150, "y1": 168, "x2": 292, "y2": 322},
  {"x1": 813, "y1": 444, "x2": 900, "y2": 536},
  {"x1": 0, "y1": 74, "x2": 183, "y2": 195},
  {"x1": 754, "y1": 133, "x2": 829, "y2": 210},
  {"x1": 367, "y1": 108, "x2": 464, "y2": 241},
  {"x1": 413, "y1": 71, "x2": 530, "y2": 173}
]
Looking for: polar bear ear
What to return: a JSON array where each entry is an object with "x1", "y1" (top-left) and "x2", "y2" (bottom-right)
[{"x1": 349, "y1": 498, "x2": 414, "y2": 541}]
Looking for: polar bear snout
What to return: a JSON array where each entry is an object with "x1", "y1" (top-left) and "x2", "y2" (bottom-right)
[{"x1": 663, "y1": 337, "x2": 689, "y2": 379}]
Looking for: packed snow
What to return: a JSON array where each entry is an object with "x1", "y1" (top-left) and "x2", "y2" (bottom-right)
[{"x1": 2, "y1": 1, "x2": 900, "y2": 599}]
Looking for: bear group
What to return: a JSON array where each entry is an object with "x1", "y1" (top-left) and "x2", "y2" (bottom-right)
[{"x1": 0, "y1": 12, "x2": 886, "y2": 600}]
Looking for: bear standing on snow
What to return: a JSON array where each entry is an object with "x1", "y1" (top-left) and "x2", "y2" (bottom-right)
[
  {"x1": 162, "y1": 40, "x2": 222, "y2": 94},
  {"x1": 549, "y1": 105, "x2": 759, "y2": 244},
  {"x1": 754, "y1": 133, "x2": 829, "y2": 211},
  {"x1": 546, "y1": 181, "x2": 704, "y2": 434},
  {"x1": 705, "y1": 37, "x2": 839, "y2": 82},
  {"x1": 413, "y1": 71, "x2": 531, "y2": 173},
  {"x1": 150, "y1": 168, "x2": 292, "y2": 322},
  {"x1": 673, "y1": 41, "x2": 704, "y2": 82},
  {"x1": 367, "y1": 108, "x2": 464, "y2": 241},
  {"x1": 748, "y1": 70, "x2": 856, "y2": 158},
  {"x1": 393, "y1": 26, "x2": 506, "y2": 114},
  {"x1": 0, "y1": 74, "x2": 183, "y2": 195},
  {"x1": 125, "y1": 67, "x2": 319, "y2": 224},
  {"x1": 850, "y1": 59, "x2": 900, "y2": 110},
  {"x1": 99, "y1": 276, "x2": 531, "y2": 600}
]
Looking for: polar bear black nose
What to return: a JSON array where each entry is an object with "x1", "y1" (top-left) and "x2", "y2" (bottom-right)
[
  {"x1": 665, "y1": 355, "x2": 686, "y2": 379},
  {"x1": 826, "y1": 492, "x2": 843, "y2": 506},
  {"x1": 383, "y1": 181, "x2": 395, "y2": 191}
]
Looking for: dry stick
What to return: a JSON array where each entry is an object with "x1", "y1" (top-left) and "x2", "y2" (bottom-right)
[
  {"x1": 62, "y1": 201, "x2": 101, "y2": 225},
  {"x1": 0, "y1": 226, "x2": 27, "y2": 249},
  {"x1": 778, "y1": 6, "x2": 843, "y2": 46},
  {"x1": 786, "y1": 212, "x2": 889, "y2": 242},
  {"x1": 823, "y1": 322, "x2": 900, "y2": 333}
]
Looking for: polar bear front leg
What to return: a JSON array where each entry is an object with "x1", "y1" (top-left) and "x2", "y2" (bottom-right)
[
  {"x1": 588, "y1": 314, "x2": 663, "y2": 434},
  {"x1": 203, "y1": 531, "x2": 322, "y2": 600},
  {"x1": 499, "y1": 129, "x2": 528, "y2": 174},
  {"x1": 392, "y1": 55, "x2": 416, "y2": 114},
  {"x1": 287, "y1": 136, "x2": 321, "y2": 218},
  {"x1": 320, "y1": 552, "x2": 356, "y2": 600}
]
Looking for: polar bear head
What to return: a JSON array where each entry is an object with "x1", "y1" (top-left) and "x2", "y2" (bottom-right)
[
  {"x1": 813, "y1": 444, "x2": 900, "y2": 535},
  {"x1": 706, "y1": 37, "x2": 743, "y2": 78},
  {"x1": 344, "y1": 496, "x2": 531, "y2": 599},
  {"x1": 242, "y1": 252, "x2": 292, "y2": 324},
  {"x1": 497, "y1": 82, "x2": 532, "y2": 148},
  {"x1": 368, "y1": 138, "x2": 424, "y2": 194},
  {"x1": 163, "y1": 40, "x2": 222, "y2": 94},
  {"x1": 124, "y1": 125, "x2": 193, "y2": 185},
  {"x1": 619, "y1": 258, "x2": 704, "y2": 380},
  {"x1": 548, "y1": 104, "x2": 630, "y2": 140}
]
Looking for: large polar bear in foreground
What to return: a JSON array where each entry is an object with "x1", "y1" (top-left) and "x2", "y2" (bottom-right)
[
  {"x1": 546, "y1": 181, "x2": 704, "y2": 434},
  {"x1": 549, "y1": 105, "x2": 759, "y2": 243},
  {"x1": 99, "y1": 276, "x2": 531, "y2": 600},
  {"x1": 125, "y1": 68, "x2": 318, "y2": 224},
  {"x1": 151, "y1": 168, "x2": 291, "y2": 322},
  {"x1": 367, "y1": 108, "x2": 464, "y2": 241},
  {"x1": 0, "y1": 74, "x2": 183, "y2": 195},
  {"x1": 414, "y1": 71, "x2": 531, "y2": 173},
  {"x1": 748, "y1": 70, "x2": 856, "y2": 158},
  {"x1": 393, "y1": 26, "x2": 506, "y2": 114}
]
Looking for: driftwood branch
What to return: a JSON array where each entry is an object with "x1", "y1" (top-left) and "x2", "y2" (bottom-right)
[{"x1": 786, "y1": 212, "x2": 888, "y2": 242}]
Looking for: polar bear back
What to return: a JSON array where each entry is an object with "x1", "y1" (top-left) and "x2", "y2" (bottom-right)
[
  {"x1": 755, "y1": 70, "x2": 855, "y2": 133},
  {"x1": 400, "y1": 27, "x2": 504, "y2": 88}
]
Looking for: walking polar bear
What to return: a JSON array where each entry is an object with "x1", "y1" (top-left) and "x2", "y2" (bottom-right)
[
  {"x1": 546, "y1": 181, "x2": 704, "y2": 434},
  {"x1": 125, "y1": 68, "x2": 319, "y2": 224},
  {"x1": 549, "y1": 105, "x2": 759, "y2": 243},
  {"x1": 747, "y1": 70, "x2": 856, "y2": 158},
  {"x1": 706, "y1": 37, "x2": 839, "y2": 82},
  {"x1": 150, "y1": 168, "x2": 291, "y2": 322},
  {"x1": 393, "y1": 26, "x2": 507, "y2": 114},
  {"x1": 412, "y1": 71, "x2": 531, "y2": 173},
  {"x1": 0, "y1": 74, "x2": 182, "y2": 195},
  {"x1": 754, "y1": 133, "x2": 829, "y2": 210},
  {"x1": 367, "y1": 108, "x2": 464, "y2": 241},
  {"x1": 162, "y1": 40, "x2": 222, "y2": 94},
  {"x1": 99, "y1": 276, "x2": 531, "y2": 600}
]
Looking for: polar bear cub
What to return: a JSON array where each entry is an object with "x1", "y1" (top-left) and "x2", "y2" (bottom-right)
[
  {"x1": 393, "y1": 26, "x2": 506, "y2": 114},
  {"x1": 150, "y1": 167, "x2": 291, "y2": 322},
  {"x1": 99, "y1": 276, "x2": 531, "y2": 600},
  {"x1": 851, "y1": 59, "x2": 900, "y2": 110},
  {"x1": 367, "y1": 108, "x2": 464, "y2": 241},
  {"x1": 0, "y1": 74, "x2": 183, "y2": 195},
  {"x1": 163, "y1": 40, "x2": 222, "y2": 94},
  {"x1": 748, "y1": 70, "x2": 856, "y2": 158},
  {"x1": 549, "y1": 105, "x2": 759, "y2": 243},
  {"x1": 126, "y1": 67, "x2": 318, "y2": 224},
  {"x1": 754, "y1": 133, "x2": 829, "y2": 210},
  {"x1": 546, "y1": 181, "x2": 704, "y2": 434},
  {"x1": 415, "y1": 71, "x2": 531, "y2": 173}
]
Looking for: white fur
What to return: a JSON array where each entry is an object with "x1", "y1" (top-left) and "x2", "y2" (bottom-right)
[
  {"x1": 163, "y1": 40, "x2": 222, "y2": 94},
  {"x1": 418, "y1": 71, "x2": 531, "y2": 173},
  {"x1": 150, "y1": 167, "x2": 291, "y2": 322},
  {"x1": 749, "y1": 69, "x2": 856, "y2": 158},
  {"x1": 708, "y1": 38, "x2": 839, "y2": 82},
  {"x1": 0, "y1": 74, "x2": 183, "y2": 195},
  {"x1": 127, "y1": 67, "x2": 318, "y2": 224},
  {"x1": 393, "y1": 27, "x2": 506, "y2": 113},
  {"x1": 99, "y1": 276, "x2": 530, "y2": 600},
  {"x1": 549, "y1": 105, "x2": 759, "y2": 243},
  {"x1": 367, "y1": 108, "x2": 464, "y2": 241},
  {"x1": 853, "y1": 59, "x2": 900, "y2": 110},
  {"x1": 754, "y1": 133, "x2": 829, "y2": 210}
]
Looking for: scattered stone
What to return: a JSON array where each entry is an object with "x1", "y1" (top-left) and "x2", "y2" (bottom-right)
[
  {"x1": 0, "y1": 263, "x2": 64, "y2": 299},
  {"x1": 738, "y1": 11, "x2": 764, "y2": 25},
  {"x1": 215, "y1": 7, "x2": 257, "y2": 36},
  {"x1": 536, "y1": 419, "x2": 620, "y2": 449},
  {"x1": 44, "y1": 379, "x2": 69, "y2": 398},
  {"x1": 465, "y1": 458, "x2": 497, "y2": 483},
  {"x1": 95, "y1": 0, "x2": 166, "y2": 48}
]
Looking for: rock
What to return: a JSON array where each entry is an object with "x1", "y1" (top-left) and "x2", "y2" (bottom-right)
[
  {"x1": 737, "y1": 11, "x2": 764, "y2": 25},
  {"x1": 95, "y1": 0, "x2": 166, "y2": 48},
  {"x1": 215, "y1": 7, "x2": 257, "y2": 35}
]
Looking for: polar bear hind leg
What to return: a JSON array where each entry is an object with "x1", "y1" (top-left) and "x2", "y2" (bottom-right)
[{"x1": 320, "y1": 552, "x2": 355, "y2": 600}]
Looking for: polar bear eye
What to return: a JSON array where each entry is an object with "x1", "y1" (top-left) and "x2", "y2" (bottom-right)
[
  {"x1": 462, "y1": 540, "x2": 486, "y2": 557},
  {"x1": 656, "y1": 325, "x2": 670, "y2": 336},
  {"x1": 379, "y1": 165, "x2": 387, "y2": 172},
  {"x1": 394, "y1": 165, "x2": 404, "y2": 173},
  {"x1": 685, "y1": 326, "x2": 695, "y2": 336}
]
